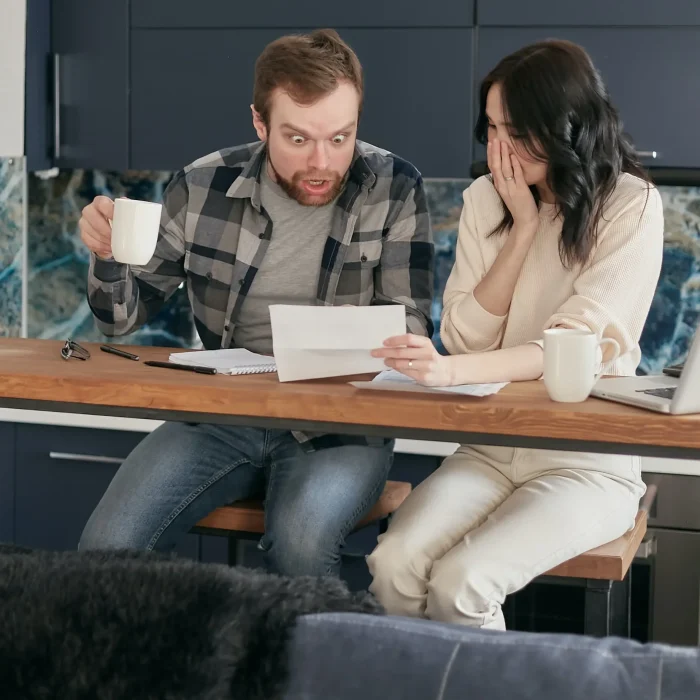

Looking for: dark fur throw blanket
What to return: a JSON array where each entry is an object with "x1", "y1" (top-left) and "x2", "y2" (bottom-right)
[{"x1": 0, "y1": 544, "x2": 383, "y2": 699}]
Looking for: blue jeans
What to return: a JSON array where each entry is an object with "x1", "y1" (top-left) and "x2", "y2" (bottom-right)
[{"x1": 79, "y1": 423, "x2": 394, "y2": 576}]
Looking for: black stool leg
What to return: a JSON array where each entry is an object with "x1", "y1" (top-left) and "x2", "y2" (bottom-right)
[
  {"x1": 583, "y1": 579, "x2": 613, "y2": 636},
  {"x1": 623, "y1": 568, "x2": 633, "y2": 638},
  {"x1": 610, "y1": 571, "x2": 632, "y2": 638},
  {"x1": 227, "y1": 537, "x2": 240, "y2": 567}
]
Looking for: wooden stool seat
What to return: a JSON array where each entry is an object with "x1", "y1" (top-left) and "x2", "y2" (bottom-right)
[
  {"x1": 195, "y1": 479, "x2": 412, "y2": 535},
  {"x1": 534, "y1": 506, "x2": 651, "y2": 638},
  {"x1": 545, "y1": 509, "x2": 648, "y2": 581}
]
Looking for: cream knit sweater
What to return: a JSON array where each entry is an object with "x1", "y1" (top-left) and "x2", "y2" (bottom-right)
[{"x1": 441, "y1": 173, "x2": 664, "y2": 376}]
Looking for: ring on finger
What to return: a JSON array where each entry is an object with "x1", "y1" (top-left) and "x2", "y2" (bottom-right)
[
  {"x1": 408, "y1": 360, "x2": 413, "y2": 369},
  {"x1": 504, "y1": 175, "x2": 514, "y2": 181}
]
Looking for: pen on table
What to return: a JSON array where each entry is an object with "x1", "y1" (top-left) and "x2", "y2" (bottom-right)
[
  {"x1": 100, "y1": 344, "x2": 140, "y2": 361},
  {"x1": 144, "y1": 360, "x2": 218, "y2": 375}
]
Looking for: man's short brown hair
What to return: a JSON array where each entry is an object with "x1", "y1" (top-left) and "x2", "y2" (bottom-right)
[{"x1": 253, "y1": 29, "x2": 364, "y2": 127}]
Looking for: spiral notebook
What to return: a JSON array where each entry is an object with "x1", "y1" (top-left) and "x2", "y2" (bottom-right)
[{"x1": 168, "y1": 348, "x2": 277, "y2": 375}]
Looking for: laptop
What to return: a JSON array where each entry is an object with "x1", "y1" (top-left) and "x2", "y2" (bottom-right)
[{"x1": 591, "y1": 330, "x2": 700, "y2": 414}]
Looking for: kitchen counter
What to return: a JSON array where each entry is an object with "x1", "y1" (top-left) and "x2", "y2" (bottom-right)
[{"x1": 1, "y1": 407, "x2": 698, "y2": 476}]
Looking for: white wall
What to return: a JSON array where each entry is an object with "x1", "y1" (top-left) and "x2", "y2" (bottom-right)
[{"x1": 0, "y1": 0, "x2": 26, "y2": 156}]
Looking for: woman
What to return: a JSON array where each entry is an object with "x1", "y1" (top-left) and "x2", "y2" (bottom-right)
[{"x1": 367, "y1": 40, "x2": 664, "y2": 629}]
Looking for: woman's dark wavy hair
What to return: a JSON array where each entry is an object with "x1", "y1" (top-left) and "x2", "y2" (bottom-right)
[{"x1": 475, "y1": 39, "x2": 650, "y2": 268}]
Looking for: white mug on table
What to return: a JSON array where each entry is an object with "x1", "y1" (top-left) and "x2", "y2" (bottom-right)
[
  {"x1": 110, "y1": 198, "x2": 162, "y2": 265},
  {"x1": 543, "y1": 328, "x2": 620, "y2": 403}
]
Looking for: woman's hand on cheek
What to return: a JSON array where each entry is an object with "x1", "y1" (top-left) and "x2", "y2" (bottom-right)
[
  {"x1": 371, "y1": 334, "x2": 454, "y2": 387},
  {"x1": 488, "y1": 139, "x2": 539, "y2": 235}
]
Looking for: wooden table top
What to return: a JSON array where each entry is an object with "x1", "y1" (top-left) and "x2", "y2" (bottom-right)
[{"x1": 0, "y1": 338, "x2": 698, "y2": 458}]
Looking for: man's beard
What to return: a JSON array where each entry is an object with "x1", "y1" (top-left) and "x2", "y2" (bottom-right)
[{"x1": 267, "y1": 156, "x2": 344, "y2": 207}]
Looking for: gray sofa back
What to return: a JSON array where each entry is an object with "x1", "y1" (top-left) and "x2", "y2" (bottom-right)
[{"x1": 284, "y1": 613, "x2": 700, "y2": 700}]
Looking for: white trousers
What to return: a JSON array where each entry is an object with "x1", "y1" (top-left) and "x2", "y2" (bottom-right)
[{"x1": 367, "y1": 445, "x2": 644, "y2": 630}]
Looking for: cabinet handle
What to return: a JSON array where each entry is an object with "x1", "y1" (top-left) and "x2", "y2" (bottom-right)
[
  {"x1": 53, "y1": 53, "x2": 61, "y2": 161},
  {"x1": 639, "y1": 483, "x2": 657, "y2": 516},
  {"x1": 49, "y1": 451, "x2": 124, "y2": 465},
  {"x1": 634, "y1": 535, "x2": 656, "y2": 561},
  {"x1": 638, "y1": 150, "x2": 660, "y2": 159}
]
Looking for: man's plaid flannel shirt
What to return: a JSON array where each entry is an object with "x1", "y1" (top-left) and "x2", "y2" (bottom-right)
[{"x1": 88, "y1": 140, "x2": 434, "y2": 450}]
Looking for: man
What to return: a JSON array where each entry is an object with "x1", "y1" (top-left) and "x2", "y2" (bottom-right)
[{"x1": 78, "y1": 29, "x2": 434, "y2": 577}]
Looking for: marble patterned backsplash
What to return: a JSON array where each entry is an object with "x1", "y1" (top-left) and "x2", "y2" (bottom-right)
[
  {"x1": 6, "y1": 166, "x2": 700, "y2": 374},
  {"x1": 640, "y1": 187, "x2": 700, "y2": 374},
  {"x1": 0, "y1": 157, "x2": 25, "y2": 337},
  {"x1": 27, "y1": 169, "x2": 195, "y2": 347}
]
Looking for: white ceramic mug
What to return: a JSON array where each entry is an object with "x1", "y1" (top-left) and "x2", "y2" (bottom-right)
[
  {"x1": 543, "y1": 328, "x2": 621, "y2": 403},
  {"x1": 110, "y1": 198, "x2": 162, "y2": 265}
]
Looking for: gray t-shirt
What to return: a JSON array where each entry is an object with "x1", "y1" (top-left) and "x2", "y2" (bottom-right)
[{"x1": 233, "y1": 166, "x2": 336, "y2": 355}]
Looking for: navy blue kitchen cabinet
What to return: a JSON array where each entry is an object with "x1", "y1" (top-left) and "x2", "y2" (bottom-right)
[
  {"x1": 476, "y1": 0, "x2": 700, "y2": 26},
  {"x1": 0, "y1": 423, "x2": 16, "y2": 544},
  {"x1": 25, "y1": 0, "x2": 700, "y2": 172},
  {"x1": 12, "y1": 424, "x2": 205, "y2": 557},
  {"x1": 25, "y1": 0, "x2": 52, "y2": 171},
  {"x1": 50, "y1": 0, "x2": 129, "y2": 170},
  {"x1": 341, "y1": 28, "x2": 473, "y2": 179},
  {"x1": 130, "y1": 28, "x2": 281, "y2": 171},
  {"x1": 131, "y1": 0, "x2": 475, "y2": 28},
  {"x1": 29, "y1": 0, "x2": 475, "y2": 175},
  {"x1": 130, "y1": 27, "x2": 474, "y2": 177},
  {"x1": 475, "y1": 27, "x2": 700, "y2": 170},
  {"x1": 26, "y1": 0, "x2": 129, "y2": 171}
]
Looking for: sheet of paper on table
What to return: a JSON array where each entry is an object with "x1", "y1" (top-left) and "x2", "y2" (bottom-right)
[
  {"x1": 269, "y1": 304, "x2": 406, "y2": 382},
  {"x1": 350, "y1": 369, "x2": 509, "y2": 397}
]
